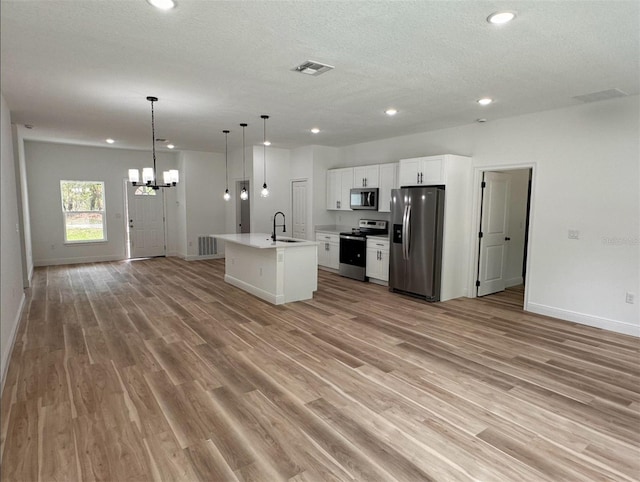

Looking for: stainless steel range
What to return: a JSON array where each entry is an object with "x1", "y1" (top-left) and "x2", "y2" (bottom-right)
[{"x1": 339, "y1": 219, "x2": 388, "y2": 281}]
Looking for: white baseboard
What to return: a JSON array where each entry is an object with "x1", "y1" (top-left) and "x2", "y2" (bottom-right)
[
  {"x1": 1, "y1": 292, "x2": 26, "y2": 395},
  {"x1": 224, "y1": 274, "x2": 283, "y2": 305},
  {"x1": 34, "y1": 254, "x2": 124, "y2": 266},
  {"x1": 526, "y1": 302, "x2": 639, "y2": 337},
  {"x1": 505, "y1": 276, "x2": 524, "y2": 288}
]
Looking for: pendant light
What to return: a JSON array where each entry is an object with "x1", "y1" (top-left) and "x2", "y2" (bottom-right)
[
  {"x1": 260, "y1": 114, "x2": 270, "y2": 198},
  {"x1": 128, "y1": 96, "x2": 178, "y2": 190},
  {"x1": 223, "y1": 130, "x2": 231, "y2": 201},
  {"x1": 240, "y1": 123, "x2": 248, "y2": 201}
]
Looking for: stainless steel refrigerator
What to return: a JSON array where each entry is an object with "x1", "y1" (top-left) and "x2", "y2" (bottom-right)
[{"x1": 389, "y1": 186, "x2": 445, "y2": 301}]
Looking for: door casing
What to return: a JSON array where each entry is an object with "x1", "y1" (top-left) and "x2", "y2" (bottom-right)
[{"x1": 467, "y1": 163, "x2": 536, "y2": 309}]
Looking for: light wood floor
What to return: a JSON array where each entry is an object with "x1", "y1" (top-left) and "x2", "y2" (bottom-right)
[{"x1": 1, "y1": 258, "x2": 639, "y2": 481}]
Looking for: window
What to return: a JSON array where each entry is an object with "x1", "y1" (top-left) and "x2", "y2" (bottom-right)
[
  {"x1": 60, "y1": 180, "x2": 106, "y2": 243},
  {"x1": 134, "y1": 186, "x2": 157, "y2": 196}
]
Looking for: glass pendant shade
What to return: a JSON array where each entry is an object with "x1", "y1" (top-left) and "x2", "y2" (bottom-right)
[
  {"x1": 224, "y1": 189, "x2": 230, "y2": 201},
  {"x1": 128, "y1": 169, "x2": 140, "y2": 184},
  {"x1": 240, "y1": 188, "x2": 248, "y2": 200},
  {"x1": 163, "y1": 171, "x2": 171, "y2": 184},
  {"x1": 142, "y1": 167, "x2": 154, "y2": 184},
  {"x1": 261, "y1": 183, "x2": 269, "y2": 197},
  {"x1": 169, "y1": 169, "x2": 179, "y2": 184}
]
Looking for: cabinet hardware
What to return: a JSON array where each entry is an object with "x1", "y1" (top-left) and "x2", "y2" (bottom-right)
[
  {"x1": 505, "y1": 237, "x2": 511, "y2": 241},
  {"x1": 417, "y1": 172, "x2": 420, "y2": 183}
]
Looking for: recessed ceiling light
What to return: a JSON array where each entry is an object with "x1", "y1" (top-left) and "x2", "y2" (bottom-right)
[
  {"x1": 487, "y1": 11, "x2": 516, "y2": 24},
  {"x1": 24, "y1": 124, "x2": 34, "y2": 129},
  {"x1": 167, "y1": 144, "x2": 175, "y2": 149},
  {"x1": 311, "y1": 128, "x2": 320, "y2": 134},
  {"x1": 476, "y1": 118, "x2": 487, "y2": 123},
  {"x1": 263, "y1": 141, "x2": 271, "y2": 146},
  {"x1": 106, "y1": 138, "x2": 115, "y2": 144},
  {"x1": 477, "y1": 98, "x2": 493, "y2": 106},
  {"x1": 147, "y1": 0, "x2": 176, "y2": 10},
  {"x1": 385, "y1": 108, "x2": 398, "y2": 116}
]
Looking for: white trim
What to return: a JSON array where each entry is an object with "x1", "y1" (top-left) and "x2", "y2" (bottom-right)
[
  {"x1": 467, "y1": 163, "x2": 536, "y2": 307},
  {"x1": 224, "y1": 274, "x2": 284, "y2": 305},
  {"x1": 34, "y1": 254, "x2": 124, "y2": 266},
  {"x1": 1, "y1": 292, "x2": 26, "y2": 395},
  {"x1": 526, "y1": 302, "x2": 639, "y2": 337}
]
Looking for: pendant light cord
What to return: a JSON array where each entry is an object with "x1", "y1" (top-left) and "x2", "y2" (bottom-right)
[
  {"x1": 241, "y1": 123, "x2": 247, "y2": 182},
  {"x1": 263, "y1": 116, "x2": 267, "y2": 182},
  {"x1": 224, "y1": 130, "x2": 229, "y2": 189},
  {"x1": 150, "y1": 98, "x2": 157, "y2": 183}
]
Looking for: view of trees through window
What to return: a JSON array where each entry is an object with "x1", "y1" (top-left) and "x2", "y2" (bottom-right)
[{"x1": 60, "y1": 180, "x2": 106, "y2": 242}]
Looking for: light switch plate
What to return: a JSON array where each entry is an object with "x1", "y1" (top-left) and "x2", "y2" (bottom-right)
[{"x1": 568, "y1": 229, "x2": 580, "y2": 240}]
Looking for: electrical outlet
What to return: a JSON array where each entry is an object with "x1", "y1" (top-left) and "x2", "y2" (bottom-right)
[
  {"x1": 568, "y1": 229, "x2": 580, "y2": 240},
  {"x1": 626, "y1": 292, "x2": 635, "y2": 304}
]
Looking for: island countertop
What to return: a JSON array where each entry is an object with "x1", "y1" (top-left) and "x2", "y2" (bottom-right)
[{"x1": 212, "y1": 233, "x2": 318, "y2": 249}]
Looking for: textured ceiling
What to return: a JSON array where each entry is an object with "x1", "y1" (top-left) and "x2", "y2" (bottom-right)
[{"x1": 1, "y1": 0, "x2": 638, "y2": 153}]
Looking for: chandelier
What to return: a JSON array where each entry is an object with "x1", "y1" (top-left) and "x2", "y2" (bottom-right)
[{"x1": 128, "y1": 96, "x2": 179, "y2": 190}]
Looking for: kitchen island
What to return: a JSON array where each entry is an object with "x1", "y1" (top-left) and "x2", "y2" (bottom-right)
[{"x1": 212, "y1": 234, "x2": 318, "y2": 305}]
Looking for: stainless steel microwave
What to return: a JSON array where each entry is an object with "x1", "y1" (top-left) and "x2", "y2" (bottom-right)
[{"x1": 350, "y1": 188, "x2": 379, "y2": 210}]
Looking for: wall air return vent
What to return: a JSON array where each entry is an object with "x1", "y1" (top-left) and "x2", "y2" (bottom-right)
[
  {"x1": 573, "y1": 88, "x2": 628, "y2": 103},
  {"x1": 291, "y1": 60, "x2": 334, "y2": 76}
]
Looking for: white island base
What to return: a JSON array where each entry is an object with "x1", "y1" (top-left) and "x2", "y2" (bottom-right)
[{"x1": 213, "y1": 234, "x2": 318, "y2": 305}]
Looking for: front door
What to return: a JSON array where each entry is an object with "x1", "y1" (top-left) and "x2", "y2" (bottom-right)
[
  {"x1": 126, "y1": 184, "x2": 166, "y2": 258},
  {"x1": 292, "y1": 180, "x2": 307, "y2": 239},
  {"x1": 477, "y1": 172, "x2": 511, "y2": 296}
]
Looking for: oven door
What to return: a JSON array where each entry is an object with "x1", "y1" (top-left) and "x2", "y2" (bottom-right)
[{"x1": 339, "y1": 235, "x2": 366, "y2": 267}]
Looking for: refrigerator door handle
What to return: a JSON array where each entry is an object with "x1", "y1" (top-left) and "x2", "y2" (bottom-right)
[
  {"x1": 402, "y1": 204, "x2": 411, "y2": 260},
  {"x1": 405, "y1": 205, "x2": 411, "y2": 259}
]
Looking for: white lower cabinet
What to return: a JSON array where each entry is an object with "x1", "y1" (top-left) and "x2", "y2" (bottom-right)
[
  {"x1": 366, "y1": 237, "x2": 390, "y2": 283},
  {"x1": 316, "y1": 233, "x2": 339, "y2": 270}
]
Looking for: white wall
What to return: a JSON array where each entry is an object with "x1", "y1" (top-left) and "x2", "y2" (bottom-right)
[
  {"x1": 178, "y1": 150, "x2": 226, "y2": 259},
  {"x1": 339, "y1": 96, "x2": 639, "y2": 335},
  {"x1": 24, "y1": 141, "x2": 178, "y2": 265},
  {"x1": 1, "y1": 93, "x2": 25, "y2": 390},
  {"x1": 252, "y1": 146, "x2": 291, "y2": 236}
]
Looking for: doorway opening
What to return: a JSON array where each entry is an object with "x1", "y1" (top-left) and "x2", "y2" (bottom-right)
[
  {"x1": 471, "y1": 166, "x2": 533, "y2": 307},
  {"x1": 236, "y1": 180, "x2": 250, "y2": 233},
  {"x1": 125, "y1": 182, "x2": 167, "y2": 259},
  {"x1": 291, "y1": 179, "x2": 308, "y2": 239}
]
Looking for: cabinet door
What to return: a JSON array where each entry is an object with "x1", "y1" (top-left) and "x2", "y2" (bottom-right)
[
  {"x1": 378, "y1": 249, "x2": 389, "y2": 282},
  {"x1": 328, "y1": 243, "x2": 340, "y2": 269},
  {"x1": 378, "y1": 163, "x2": 397, "y2": 212},
  {"x1": 326, "y1": 170, "x2": 339, "y2": 210},
  {"x1": 398, "y1": 158, "x2": 422, "y2": 187},
  {"x1": 354, "y1": 165, "x2": 380, "y2": 188},
  {"x1": 338, "y1": 168, "x2": 353, "y2": 210},
  {"x1": 421, "y1": 156, "x2": 445, "y2": 185},
  {"x1": 366, "y1": 247, "x2": 381, "y2": 279}
]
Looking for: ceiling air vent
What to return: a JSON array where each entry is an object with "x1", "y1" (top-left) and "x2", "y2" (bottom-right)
[
  {"x1": 573, "y1": 88, "x2": 628, "y2": 103},
  {"x1": 291, "y1": 60, "x2": 334, "y2": 76}
]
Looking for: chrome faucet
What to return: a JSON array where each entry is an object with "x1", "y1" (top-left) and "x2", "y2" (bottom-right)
[{"x1": 272, "y1": 211, "x2": 286, "y2": 242}]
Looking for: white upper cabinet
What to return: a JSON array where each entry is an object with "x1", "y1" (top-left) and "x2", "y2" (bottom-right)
[
  {"x1": 326, "y1": 167, "x2": 353, "y2": 210},
  {"x1": 377, "y1": 162, "x2": 398, "y2": 213},
  {"x1": 353, "y1": 165, "x2": 380, "y2": 188},
  {"x1": 398, "y1": 155, "x2": 446, "y2": 186}
]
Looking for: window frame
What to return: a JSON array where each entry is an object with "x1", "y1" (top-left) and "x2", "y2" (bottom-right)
[{"x1": 60, "y1": 180, "x2": 108, "y2": 244}]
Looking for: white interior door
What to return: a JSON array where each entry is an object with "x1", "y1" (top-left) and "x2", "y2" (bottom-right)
[
  {"x1": 292, "y1": 180, "x2": 307, "y2": 239},
  {"x1": 477, "y1": 171, "x2": 511, "y2": 296},
  {"x1": 126, "y1": 184, "x2": 166, "y2": 258}
]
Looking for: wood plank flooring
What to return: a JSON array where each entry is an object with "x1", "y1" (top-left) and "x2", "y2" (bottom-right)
[{"x1": 1, "y1": 257, "x2": 638, "y2": 481}]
